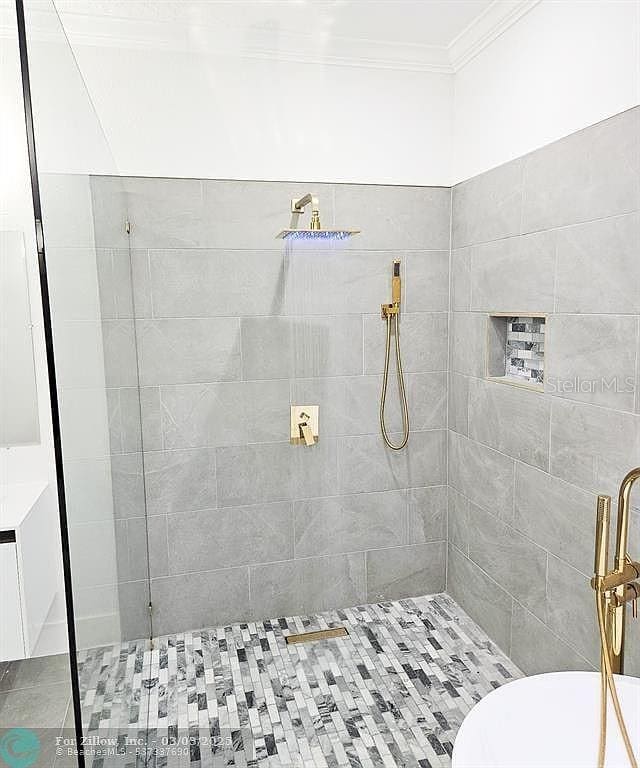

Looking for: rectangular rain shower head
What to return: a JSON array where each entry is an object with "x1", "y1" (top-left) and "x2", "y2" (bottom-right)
[
  {"x1": 276, "y1": 192, "x2": 359, "y2": 240},
  {"x1": 276, "y1": 229, "x2": 360, "y2": 240}
]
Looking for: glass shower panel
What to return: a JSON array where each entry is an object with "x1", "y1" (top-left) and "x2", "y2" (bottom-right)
[{"x1": 20, "y1": 0, "x2": 152, "y2": 756}]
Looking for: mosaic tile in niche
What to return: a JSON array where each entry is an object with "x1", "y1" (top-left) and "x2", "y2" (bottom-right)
[{"x1": 506, "y1": 316, "x2": 545, "y2": 384}]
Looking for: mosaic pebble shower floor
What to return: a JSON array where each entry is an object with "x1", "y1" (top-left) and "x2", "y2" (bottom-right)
[{"x1": 76, "y1": 594, "x2": 521, "y2": 767}]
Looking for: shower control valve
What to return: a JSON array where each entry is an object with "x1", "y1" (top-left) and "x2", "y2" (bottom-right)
[
  {"x1": 290, "y1": 405, "x2": 319, "y2": 446},
  {"x1": 381, "y1": 302, "x2": 399, "y2": 318}
]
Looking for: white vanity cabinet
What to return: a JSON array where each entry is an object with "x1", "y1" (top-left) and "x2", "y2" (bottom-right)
[{"x1": 0, "y1": 482, "x2": 57, "y2": 660}]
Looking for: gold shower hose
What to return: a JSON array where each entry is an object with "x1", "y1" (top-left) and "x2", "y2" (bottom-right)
[
  {"x1": 380, "y1": 310, "x2": 410, "y2": 451},
  {"x1": 596, "y1": 590, "x2": 638, "y2": 768}
]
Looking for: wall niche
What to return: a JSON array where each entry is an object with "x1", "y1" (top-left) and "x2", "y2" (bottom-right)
[{"x1": 487, "y1": 314, "x2": 545, "y2": 391}]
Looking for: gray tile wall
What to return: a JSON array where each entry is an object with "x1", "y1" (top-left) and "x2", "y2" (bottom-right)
[
  {"x1": 89, "y1": 108, "x2": 640, "y2": 674},
  {"x1": 447, "y1": 107, "x2": 640, "y2": 676},
  {"x1": 91, "y1": 178, "x2": 450, "y2": 638}
]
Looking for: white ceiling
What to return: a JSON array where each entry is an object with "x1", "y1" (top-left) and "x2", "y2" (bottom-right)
[
  {"x1": 54, "y1": 0, "x2": 493, "y2": 48},
  {"x1": 51, "y1": 0, "x2": 539, "y2": 72}
]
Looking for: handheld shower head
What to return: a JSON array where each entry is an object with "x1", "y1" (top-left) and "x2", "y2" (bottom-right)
[
  {"x1": 276, "y1": 192, "x2": 360, "y2": 240},
  {"x1": 392, "y1": 259, "x2": 401, "y2": 305}
]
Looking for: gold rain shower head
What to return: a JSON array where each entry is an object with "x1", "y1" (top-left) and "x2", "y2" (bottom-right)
[{"x1": 276, "y1": 193, "x2": 360, "y2": 240}]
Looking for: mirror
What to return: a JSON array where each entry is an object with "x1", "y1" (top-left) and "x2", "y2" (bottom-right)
[{"x1": 0, "y1": 230, "x2": 40, "y2": 446}]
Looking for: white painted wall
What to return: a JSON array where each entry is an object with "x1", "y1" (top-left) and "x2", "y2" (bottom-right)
[
  {"x1": 61, "y1": 0, "x2": 640, "y2": 186},
  {"x1": 452, "y1": 0, "x2": 640, "y2": 183},
  {"x1": 66, "y1": 45, "x2": 454, "y2": 186}
]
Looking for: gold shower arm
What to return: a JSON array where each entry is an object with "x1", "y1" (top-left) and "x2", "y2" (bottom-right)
[{"x1": 289, "y1": 193, "x2": 321, "y2": 230}]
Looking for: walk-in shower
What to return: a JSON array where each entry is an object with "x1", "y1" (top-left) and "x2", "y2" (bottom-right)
[{"x1": 8, "y1": 1, "x2": 640, "y2": 767}]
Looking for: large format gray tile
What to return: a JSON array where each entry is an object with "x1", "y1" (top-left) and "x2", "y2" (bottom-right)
[
  {"x1": 291, "y1": 375, "x2": 379, "y2": 437},
  {"x1": 292, "y1": 372, "x2": 446, "y2": 438},
  {"x1": 110, "y1": 452, "x2": 145, "y2": 519},
  {"x1": 545, "y1": 555, "x2": 600, "y2": 667},
  {"x1": 136, "y1": 318, "x2": 241, "y2": 385},
  {"x1": 102, "y1": 320, "x2": 138, "y2": 387},
  {"x1": 147, "y1": 514, "x2": 169, "y2": 578},
  {"x1": 450, "y1": 248, "x2": 471, "y2": 311},
  {"x1": 106, "y1": 387, "x2": 143, "y2": 455},
  {"x1": 334, "y1": 184, "x2": 451, "y2": 250},
  {"x1": 470, "y1": 231, "x2": 556, "y2": 313},
  {"x1": 0, "y1": 655, "x2": 70, "y2": 692},
  {"x1": 550, "y1": 398, "x2": 640, "y2": 498},
  {"x1": 449, "y1": 312, "x2": 486, "y2": 377},
  {"x1": 216, "y1": 439, "x2": 338, "y2": 507},
  {"x1": 143, "y1": 447, "x2": 216, "y2": 514},
  {"x1": 448, "y1": 488, "x2": 471, "y2": 556},
  {"x1": 446, "y1": 546, "x2": 513, "y2": 653},
  {"x1": 294, "y1": 491, "x2": 405, "y2": 557},
  {"x1": 0, "y1": 682, "x2": 70, "y2": 729},
  {"x1": 115, "y1": 516, "x2": 150, "y2": 583},
  {"x1": 406, "y1": 486, "x2": 448, "y2": 544},
  {"x1": 448, "y1": 373, "x2": 469, "y2": 436},
  {"x1": 555, "y1": 213, "x2": 640, "y2": 314},
  {"x1": 510, "y1": 603, "x2": 593, "y2": 675},
  {"x1": 241, "y1": 316, "x2": 363, "y2": 380},
  {"x1": 249, "y1": 552, "x2": 367, "y2": 618},
  {"x1": 140, "y1": 386, "x2": 163, "y2": 450},
  {"x1": 452, "y1": 158, "x2": 523, "y2": 248},
  {"x1": 404, "y1": 251, "x2": 450, "y2": 312},
  {"x1": 366, "y1": 541, "x2": 445, "y2": 601},
  {"x1": 247, "y1": 559, "x2": 301, "y2": 618},
  {"x1": 96, "y1": 247, "x2": 135, "y2": 319},
  {"x1": 545, "y1": 314, "x2": 638, "y2": 411},
  {"x1": 150, "y1": 567, "x2": 251, "y2": 635},
  {"x1": 522, "y1": 108, "x2": 640, "y2": 232},
  {"x1": 147, "y1": 249, "x2": 286, "y2": 317},
  {"x1": 124, "y1": 177, "x2": 204, "y2": 248},
  {"x1": 90, "y1": 175, "x2": 130, "y2": 249},
  {"x1": 286, "y1": 249, "x2": 401, "y2": 316},
  {"x1": 448, "y1": 432, "x2": 515, "y2": 521},
  {"x1": 363, "y1": 313, "x2": 448, "y2": 374},
  {"x1": 466, "y1": 504, "x2": 547, "y2": 619},
  {"x1": 296, "y1": 552, "x2": 367, "y2": 613},
  {"x1": 130, "y1": 249, "x2": 153, "y2": 317},
  {"x1": 468, "y1": 378, "x2": 551, "y2": 470},
  {"x1": 118, "y1": 580, "x2": 151, "y2": 641},
  {"x1": 167, "y1": 502, "x2": 293, "y2": 573},
  {"x1": 155, "y1": 380, "x2": 289, "y2": 449},
  {"x1": 514, "y1": 463, "x2": 596, "y2": 574},
  {"x1": 338, "y1": 430, "x2": 446, "y2": 495}
]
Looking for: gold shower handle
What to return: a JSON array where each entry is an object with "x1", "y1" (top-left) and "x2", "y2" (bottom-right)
[{"x1": 298, "y1": 412, "x2": 316, "y2": 447}]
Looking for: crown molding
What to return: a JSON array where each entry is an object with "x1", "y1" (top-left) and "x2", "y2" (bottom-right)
[
  {"x1": 449, "y1": 0, "x2": 541, "y2": 71},
  {"x1": 2, "y1": 1, "x2": 540, "y2": 74}
]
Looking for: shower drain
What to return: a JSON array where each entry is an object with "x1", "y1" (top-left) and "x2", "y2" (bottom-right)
[{"x1": 285, "y1": 626, "x2": 349, "y2": 645}]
